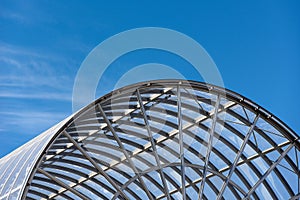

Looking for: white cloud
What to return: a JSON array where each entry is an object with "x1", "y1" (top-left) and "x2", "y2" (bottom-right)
[
  {"x1": 0, "y1": 43, "x2": 52, "y2": 59},
  {"x1": 0, "y1": 56, "x2": 23, "y2": 68},
  {"x1": 0, "y1": 42, "x2": 74, "y2": 95},
  {"x1": 0, "y1": 43, "x2": 74, "y2": 136},
  {"x1": 0, "y1": 111, "x2": 69, "y2": 135},
  {"x1": 0, "y1": 10, "x2": 28, "y2": 24},
  {"x1": 0, "y1": 111, "x2": 67, "y2": 119},
  {"x1": 0, "y1": 92, "x2": 71, "y2": 101}
]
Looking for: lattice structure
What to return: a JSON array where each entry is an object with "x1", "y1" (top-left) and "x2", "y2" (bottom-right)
[{"x1": 0, "y1": 80, "x2": 299, "y2": 200}]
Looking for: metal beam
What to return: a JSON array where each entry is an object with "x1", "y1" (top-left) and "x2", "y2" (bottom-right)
[
  {"x1": 243, "y1": 143, "x2": 294, "y2": 199},
  {"x1": 62, "y1": 131, "x2": 129, "y2": 200},
  {"x1": 216, "y1": 114, "x2": 260, "y2": 200},
  {"x1": 44, "y1": 87, "x2": 174, "y2": 162},
  {"x1": 136, "y1": 89, "x2": 171, "y2": 200},
  {"x1": 198, "y1": 94, "x2": 221, "y2": 200},
  {"x1": 45, "y1": 89, "x2": 235, "y2": 173},
  {"x1": 36, "y1": 168, "x2": 89, "y2": 200},
  {"x1": 111, "y1": 100, "x2": 237, "y2": 200},
  {"x1": 177, "y1": 84, "x2": 187, "y2": 200},
  {"x1": 290, "y1": 193, "x2": 300, "y2": 200},
  {"x1": 97, "y1": 104, "x2": 154, "y2": 200}
]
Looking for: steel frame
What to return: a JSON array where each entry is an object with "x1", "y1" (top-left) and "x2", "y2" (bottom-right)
[{"x1": 0, "y1": 80, "x2": 299, "y2": 200}]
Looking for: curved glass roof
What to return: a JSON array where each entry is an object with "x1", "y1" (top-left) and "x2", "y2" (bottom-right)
[
  {"x1": 0, "y1": 115, "x2": 74, "y2": 200},
  {"x1": 0, "y1": 80, "x2": 299, "y2": 200}
]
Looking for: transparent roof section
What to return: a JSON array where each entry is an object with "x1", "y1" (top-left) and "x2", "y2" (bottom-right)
[
  {"x1": 0, "y1": 115, "x2": 74, "y2": 200},
  {"x1": 0, "y1": 80, "x2": 299, "y2": 200}
]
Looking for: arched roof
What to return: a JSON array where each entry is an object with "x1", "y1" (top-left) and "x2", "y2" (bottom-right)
[{"x1": 0, "y1": 80, "x2": 299, "y2": 200}]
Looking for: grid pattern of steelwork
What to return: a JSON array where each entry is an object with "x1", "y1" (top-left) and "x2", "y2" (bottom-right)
[{"x1": 1, "y1": 80, "x2": 299, "y2": 200}]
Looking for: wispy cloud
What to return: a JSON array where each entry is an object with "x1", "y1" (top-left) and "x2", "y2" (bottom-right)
[
  {"x1": 0, "y1": 111, "x2": 69, "y2": 135},
  {"x1": 0, "y1": 42, "x2": 74, "y2": 99},
  {"x1": 0, "y1": 42, "x2": 71, "y2": 61},
  {"x1": 0, "y1": 9, "x2": 28, "y2": 24},
  {"x1": 0, "y1": 92, "x2": 71, "y2": 101},
  {"x1": 0, "y1": 73, "x2": 72, "y2": 91},
  {"x1": 0, "y1": 2, "x2": 56, "y2": 25},
  {"x1": 0, "y1": 56, "x2": 23, "y2": 68},
  {"x1": 0, "y1": 111, "x2": 67, "y2": 119},
  {"x1": 0, "y1": 42, "x2": 75, "y2": 137}
]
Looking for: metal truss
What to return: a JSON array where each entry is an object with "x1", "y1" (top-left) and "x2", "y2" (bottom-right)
[{"x1": 0, "y1": 80, "x2": 299, "y2": 200}]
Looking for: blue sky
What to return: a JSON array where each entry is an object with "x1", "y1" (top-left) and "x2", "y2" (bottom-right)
[{"x1": 0, "y1": 1, "x2": 299, "y2": 157}]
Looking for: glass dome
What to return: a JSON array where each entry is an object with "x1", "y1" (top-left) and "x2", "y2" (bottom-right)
[{"x1": 0, "y1": 80, "x2": 299, "y2": 200}]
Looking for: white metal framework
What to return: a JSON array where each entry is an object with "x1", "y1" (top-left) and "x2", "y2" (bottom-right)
[{"x1": 0, "y1": 80, "x2": 299, "y2": 200}]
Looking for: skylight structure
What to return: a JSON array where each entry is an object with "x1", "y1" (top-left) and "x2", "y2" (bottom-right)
[{"x1": 0, "y1": 80, "x2": 299, "y2": 200}]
